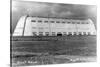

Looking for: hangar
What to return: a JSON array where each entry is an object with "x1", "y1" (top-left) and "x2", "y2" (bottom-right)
[{"x1": 13, "y1": 15, "x2": 96, "y2": 36}]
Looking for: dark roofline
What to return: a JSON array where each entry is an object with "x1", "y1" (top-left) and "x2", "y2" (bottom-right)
[{"x1": 28, "y1": 15, "x2": 89, "y2": 20}]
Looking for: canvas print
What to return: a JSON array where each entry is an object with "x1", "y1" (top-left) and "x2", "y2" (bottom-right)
[{"x1": 11, "y1": 0, "x2": 97, "y2": 67}]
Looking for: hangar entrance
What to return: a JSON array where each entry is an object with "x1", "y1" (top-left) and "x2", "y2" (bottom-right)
[{"x1": 57, "y1": 32, "x2": 62, "y2": 36}]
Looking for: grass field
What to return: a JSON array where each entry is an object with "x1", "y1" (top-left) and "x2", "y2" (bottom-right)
[{"x1": 11, "y1": 35, "x2": 96, "y2": 66}]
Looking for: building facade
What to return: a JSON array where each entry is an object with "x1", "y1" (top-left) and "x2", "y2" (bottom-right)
[{"x1": 13, "y1": 15, "x2": 96, "y2": 36}]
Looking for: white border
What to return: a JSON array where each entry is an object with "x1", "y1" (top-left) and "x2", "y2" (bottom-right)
[{"x1": 0, "y1": 0, "x2": 100, "y2": 67}]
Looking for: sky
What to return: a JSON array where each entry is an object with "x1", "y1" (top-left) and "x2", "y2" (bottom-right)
[{"x1": 11, "y1": 0, "x2": 97, "y2": 34}]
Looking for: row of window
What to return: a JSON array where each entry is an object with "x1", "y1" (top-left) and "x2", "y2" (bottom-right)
[
  {"x1": 31, "y1": 20, "x2": 89, "y2": 24},
  {"x1": 32, "y1": 32, "x2": 92, "y2": 36}
]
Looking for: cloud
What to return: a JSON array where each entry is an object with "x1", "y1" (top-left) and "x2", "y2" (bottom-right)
[
  {"x1": 12, "y1": 1, "x2": 96, "y2": 18},
  {"x1": 60, "y1": 11, "x2": 73, "y2": 16}
]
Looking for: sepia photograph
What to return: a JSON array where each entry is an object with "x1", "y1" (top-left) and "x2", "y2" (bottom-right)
[{"x1": 11, "y1": 0, "x2": 97, "y2": 67}]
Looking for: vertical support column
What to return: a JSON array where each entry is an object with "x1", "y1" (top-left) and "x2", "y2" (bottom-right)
[
  {"x1": 22, "y1": 15, "x2": 28, "y2": 36},
  {"x1": 81, "y1": 32, "x2": 84, "y2": 35},
  {"x1": 75, "y1": 21, "x2": 78, "y2": 35},
  {"x1": 72, "y1": 32, "x2": 74, "y2": 35},
  {"x1": 48, "y1": 19, "x2": 51, "y2": 36}
]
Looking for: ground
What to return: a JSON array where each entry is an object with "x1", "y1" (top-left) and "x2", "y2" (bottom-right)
[{"x1": 11, "y1": 35, "x2": 96, "y2": 66}]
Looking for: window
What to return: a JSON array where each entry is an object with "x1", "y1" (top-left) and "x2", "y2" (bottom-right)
[
  {"x1": 38, "y1": 20, "x2": 42, "y2": 23},
  {"x1": 87, "y1": 32, "x2": 91, "y2": 35},
  {"x1": 67, "y1": 22, "x2": 71, "y2": 24},
  {"x1": 73, "y1": 32, "x2": 77, "y2": 35},
  {"x1": 56, "y1": 21, "x2": 60, "y2": 23},
  {"x1": 63, "y1": 32, "x2": 66, "y2": 34},
  {"x1": 68, "y1": 32, "x2": 72, "y2": 35},
  {"x1": 38, "y1": 27, "x2": 43, "y2": 29},
  {"x1": 44, "y1": 21, "x2": 48, "y2": 23},
  {"x1": 63, "y1": 32, "x2": 67, "y2": 36},
  {"x1": 52, "y1": 32, "x2": 56, "y2": 36},
  {"x1": 81, "y1": 22, "x2": 85, "y2": 24},
  {"x1": 78, "y1": 32, "x2": 82, "y2": 35},
  {"x1": 86, "y1": 22, "x2": 89, "y2": 24},
  {"x1": 72, "y1": 22, "x2": 75, "y2": 24},
  {"x1": 39, "y1": 32, "x2": 43, "y2": 34},
  {"x1": 32, "y1": 27, "x2": 36, "y2": 29},
  {"x1": 33, "y1": 32, "x2": 37, "y2": 36},
  {"x1": 50, "y1": 21, "x2": 55, "y2": 23},
  {"x1": 39, "y1": 32, "x2": 43, "y2": 36},
  {"x1": 45, "y1": 32, "x2": 49, "y2": 36},
  {"x1": 83, "y1": 32, "x2": 86, "y2": 35},
  {"x1": 57, "y1": 32, "x2": 62, "y2": 36},
  {"x1": 77, "y1": 22, "x2": 80, "y2": 24},
  {"x1": 62, "y1": 21, "x2": 65, "y2": 23},
  {"x1": 31, "y1": 20, "x2": 36, "y2": 22}
]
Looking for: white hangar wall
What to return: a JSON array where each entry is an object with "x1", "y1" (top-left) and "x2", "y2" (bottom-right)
[
  {"x1": 13, "y1": 15, "x2": 96, "y2": 36},
  {"x1": 13, "y1": 15, "x2": 27, "y2": 36}
]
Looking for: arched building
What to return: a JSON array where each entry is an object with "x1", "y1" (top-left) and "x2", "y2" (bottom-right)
[{"x1": 13, "y1": 15, "x2": 96, "y2": 36}]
